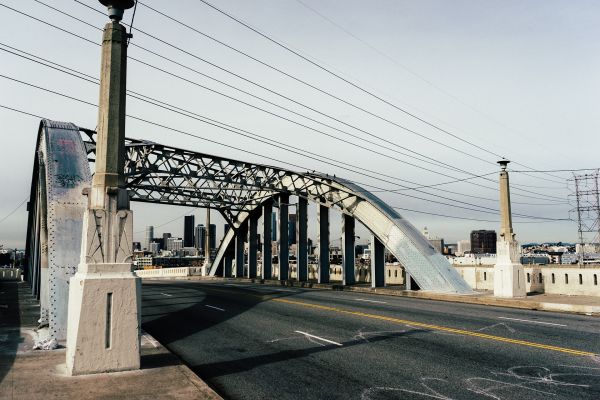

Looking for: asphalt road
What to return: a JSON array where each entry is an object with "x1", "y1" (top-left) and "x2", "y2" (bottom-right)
[{"x1": 141, "y1": 280, "x2": 600, "y2": 400}]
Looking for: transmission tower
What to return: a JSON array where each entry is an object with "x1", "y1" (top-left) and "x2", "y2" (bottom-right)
[{"x1": 568, "y1": 170, "x2": 600, "y2": 264}]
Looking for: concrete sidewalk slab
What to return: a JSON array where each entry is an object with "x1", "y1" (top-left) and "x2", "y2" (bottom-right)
[{"x1": 0, "y1": 281, "x2": 222, "y2": 400}]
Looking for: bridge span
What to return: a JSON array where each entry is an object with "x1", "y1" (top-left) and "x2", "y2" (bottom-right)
[{"x1": 24, "y1": 119, "x2": 471, "y2": 342}]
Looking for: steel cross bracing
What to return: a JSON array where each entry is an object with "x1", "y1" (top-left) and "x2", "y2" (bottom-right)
[
  {"x1": 26, "y1": 120, "x2": 472, "y2": 343},
  {"x1": 81, "y1": 129, "x2": 358, "y2": 226}
]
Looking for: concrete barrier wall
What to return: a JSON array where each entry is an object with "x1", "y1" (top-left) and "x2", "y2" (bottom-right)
[
  {"x1": 248, "y1": 263, "x2": 404, "y2": 285},
  {"x1": 134, "y1": 267, "x2": 190, "y2": 278},
  {"x1": 454, "y1": 265, "x2": 600, "y2": 296},
  {"x1": 0, "y1": 268, "x2": 22, "y2": 281}
]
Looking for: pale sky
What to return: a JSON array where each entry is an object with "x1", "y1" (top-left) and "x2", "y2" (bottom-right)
[{"x1": 1, "y1": 0, "x2": 599, "y2": 249}]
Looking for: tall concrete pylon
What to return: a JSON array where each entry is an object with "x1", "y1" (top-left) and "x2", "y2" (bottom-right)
[
  {"x1": 65, "y1": 0, "x2": 140, "y2": 375},
  {"x1": 493, "y1": 160, "x2": 526, "y2": 297}
]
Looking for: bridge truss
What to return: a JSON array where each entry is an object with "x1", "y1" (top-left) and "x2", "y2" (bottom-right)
[{"x1": 25, "y1": 120, "x2": 472, "y2": 340}]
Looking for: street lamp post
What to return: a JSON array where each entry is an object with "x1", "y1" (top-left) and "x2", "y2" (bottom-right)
[
  {"x1": 493, "y1": 160, "x2": 526, "y2": 297},
  {"x1": 65, "y1": 0, "x2": 141, "y2": 375}
]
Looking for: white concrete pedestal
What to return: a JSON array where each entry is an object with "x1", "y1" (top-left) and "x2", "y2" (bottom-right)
[
  {"x1": 493, "y1": 263, "x2": 526, "y2": 298},
  {"x1": 66, "y1": 263, "x2": 141, "y2": 376},
  {"x1": 494, "y1": 240, "x2": 526, "y2": 298}
]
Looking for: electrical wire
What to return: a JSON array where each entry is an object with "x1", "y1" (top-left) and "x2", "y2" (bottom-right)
[
  {"x1": 6, "y1": 3, "x2": 569, "y2": 203},
  {"x1": 0, "y1": 86, "x2": 568, "y2": 222},
  {"x1": 0, "y1": 52, "x2": 569, "y2": 215},
  {"x1": 0, "y1": 197, "x2": 29, "y2": 225},
  {"x1": 193, "y1": 0, "x2": 567, "y2": 184}
]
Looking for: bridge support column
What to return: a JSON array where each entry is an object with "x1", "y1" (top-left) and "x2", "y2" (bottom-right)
[
  {"x1": 262, "y1": 200, "x2": 273, "y2": 280},
  {"x1": 248, "y1": 211, "x2": 259, "y2": 279},
  {"x1": 278, "y1": 194, "x2": 289, "y2": 281},
  {"x1": 235, "y1": 220, "x2": 247, "y2": 277},
  {"x1": 371, "y1": 235, "x2": 385, "y2": 288},
  {"x1": 318, "y1": 205, "x2": 330, "y2": 283},
  {"x1": 223, "y1": 256, "x2": 233, "y2": 278},
  {"x1": 66, "y1": 2, "x2": 139, "y2": 376},
  {"x1": 296, "y1": 197, "x2": 308, "y2": 281},
  {"x1": 405, "y1": 271, "x2": 412, "y2": 290},
  {"x1": 342, "y1": 215, "x2": 356, "y2": 286}
]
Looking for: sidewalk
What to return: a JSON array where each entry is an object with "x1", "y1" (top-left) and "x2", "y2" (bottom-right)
[
  {"x1": 0, "y1": 281, "x2": 222, "y2": 400},
  {"x1": 169, "y1": 276, "x2": 600, "y2": 315}
]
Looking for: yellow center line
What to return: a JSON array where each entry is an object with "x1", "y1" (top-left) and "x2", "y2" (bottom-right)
[{"x1": 272, "y1": 297, "x2": 596, "y2": 357}]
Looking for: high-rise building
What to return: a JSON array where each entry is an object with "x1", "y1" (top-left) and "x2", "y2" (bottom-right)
[
  {"x1": 271, "y1": 212, "x2": 277, "y2": 242},
  {"x1": 166, "y1": 237, "x2": 183, "y2": 252},
  {"x1": 184, "y1": 215, "x2": 195, "y2": 248},
  {"x1": 470, "y1": 230, "x2": 497, "y2": 254},
  {"x1": 149, "y1": 242, "x2": 160, "y2": 255},
  {"x1": 288, "y1": 214, "x2": 297, "y2": 246},
  {"x1": 195, "y1": 224, "x2": 205, "y2": 250},
  {"x1": 457, "y1": 240, "x2": 471, "y2": 256},
  {"x1": 144, "y1": 226, "x2": 154, "y2": 250},
  {"x1": 209, "y1": 224, "x2": 217, "y2": 250},
  {"x1": 171, "y1": 239, "x2": 183, "y2": 252},
  {"x1": 163, "y1": 232, "x2": 171, "y2": 246}
]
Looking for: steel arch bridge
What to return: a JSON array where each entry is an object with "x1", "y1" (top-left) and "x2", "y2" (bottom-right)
[{"x1": 25, "y1": 119, "x2": 472, "y2": 340}]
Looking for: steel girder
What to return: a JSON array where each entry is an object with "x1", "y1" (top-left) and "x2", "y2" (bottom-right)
[
  {"x1": 26, "y1": 120, "x2": 472, "y2": 341},
  {"x1": 82, "y1": 127, "x2": 472, "y2": 294}
]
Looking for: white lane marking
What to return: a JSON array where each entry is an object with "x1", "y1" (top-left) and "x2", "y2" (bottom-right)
[
  {"x1": 205, "y1": 305, "x2": 225, "y2": 312},
  {"x1": 160, "y1": 292, "x2": 173, "y2": 297},
  {"x1": 294, "y1": 330, "x2": 343, "y2": 346},
  {"x1": 274, "y1": 288, "x2": 297, "y2": 292},
  {"x1": 498, "y1": 316, "x2": 567, "y2": 327},
  {"x1": 354, "y1": 298, "x2": 387, "y2": 304}
]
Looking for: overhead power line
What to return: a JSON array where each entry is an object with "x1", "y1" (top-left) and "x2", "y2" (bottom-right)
[
  {"x1": 193, "y1": 0, "x2": 566, "y2": 184},
  {"x1": 0, "y1": 93, "x2": 567, "y2": 223},
  {"x1": 0, "y1": 197, "x2": 29, "y2": 225},
  {"x1": 0, "y1": 42, "x2": 569, "y2": 208},
  {"x1": 13, "y1": 2, "x2": 568, "y2": 203},
  {"x1": 0, "y1": 43, "x2": 566, "y2": 212}
]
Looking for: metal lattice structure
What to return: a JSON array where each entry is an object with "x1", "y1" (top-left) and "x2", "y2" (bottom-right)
[
  {"x1": 26, "y1": 120, "x2": 472, "y2": 340},
  {"x1": 568, "y1": 171, "x2": 600, "y2": 263}
]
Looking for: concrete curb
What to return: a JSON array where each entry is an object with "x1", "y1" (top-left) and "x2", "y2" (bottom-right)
[{"x1": 142, "y1": 276, "x2": 600, "y2": 316}]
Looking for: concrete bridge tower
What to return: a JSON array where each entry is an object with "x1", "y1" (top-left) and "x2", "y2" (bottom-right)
[
  {"x1": 65, "y1": 0, "x2": 140, "y2": 375},
  {"x1": 494, "y1": 160, "x2": 526, "y2": 297}
]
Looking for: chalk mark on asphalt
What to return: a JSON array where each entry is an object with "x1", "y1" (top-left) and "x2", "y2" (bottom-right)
[
  {"x1": 466, "y1": 376, "x2": 556, "y2": 399},
  {"x1": 498, "y1": 316, "x2": 567, "y2": 327},
  {"x1": 294, "y1": 330, "x2": 343, "y2": 347},
  {"x1": 362, "y1": 365, "x2": 600, "y2": 400},
  {"x1": 477, "y1": 322, "x2": 516, "y2": 333},
  {"x1": 361, "y1": 377, "x2": 452, "y2": 400},
  {"x1": 205, "y1": 305, "x2": 225, "y2": 311}
]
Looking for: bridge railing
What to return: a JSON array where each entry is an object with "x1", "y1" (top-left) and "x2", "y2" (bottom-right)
[
  {"x1": 0, "y1": 268, "x2": 22, "y2": 281},
  {"x1": 134, "y1": 267, "x2": 190, "y2": 278}
]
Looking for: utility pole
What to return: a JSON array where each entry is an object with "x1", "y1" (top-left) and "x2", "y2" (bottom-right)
[
  {"x1": 493, "y1": 160, "x2": 526, "y2": 297},
  {"x1": 66, "y1": 0, "x2": 140, "y2": 375}
]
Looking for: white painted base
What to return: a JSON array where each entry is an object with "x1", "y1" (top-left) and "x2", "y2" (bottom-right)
[
  {"x1": 493, "y1": 263, "x2": 526, "y2": 298},
  {"x1": 66, "y1": 263, "x2": 141, "y2": 376}
]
